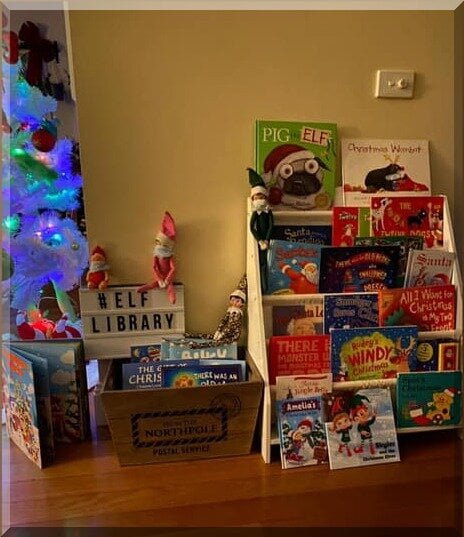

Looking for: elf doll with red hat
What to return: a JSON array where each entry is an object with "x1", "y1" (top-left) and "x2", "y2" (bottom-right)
[
  {"x1": 86, "y1": 245, "x2": 110, "y2": 291},
  {"x1": 137, "y1": 212, "x2": 177, "y2": 304},
  {"x1": 248, "y1": 168, "x2": 273, "y2": 293}
]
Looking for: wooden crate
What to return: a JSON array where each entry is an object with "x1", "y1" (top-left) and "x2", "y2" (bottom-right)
[{"x1": 100, "y1": 357, "x2": 263, "y2": 465}]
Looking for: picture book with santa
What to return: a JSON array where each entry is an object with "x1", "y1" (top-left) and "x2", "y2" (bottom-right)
[
  {"x1": 266, "y1": 239, "x2": 322, "y2": 295},
  {"x1": 255, "y1": 120, "x2": 337, "y2": 211},
  {"x1": 342, "y1": 139, "x2": 431, "y2": 207}
]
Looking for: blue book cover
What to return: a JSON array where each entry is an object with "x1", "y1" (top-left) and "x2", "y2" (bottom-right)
[
  {"x1": 330, "y1": 325, "x2": 418, "y2": 382},
  {"x1": 271, "y1": 225, "x2": 332, "y2": 246},
  {"x1": 325, "y1": 388, "x2": 400, "y2": 469},
  {"x1": 122, "y1": 360, "x2": 191, "y2": 390},
  {"x1": 323, "y1": 293, "x2": 379, "y2": 333},
  {"x1": 276, "y1": 396, "x2": 327, "y2": 469},
  {"x1": 167, "y1": 341, "x2": 238, "y2": 360},
  {"x1": 130, "y1": 344, "x2": 162, "y2": 362},
  {"x1": 267, "y1": 239, "x2": 322, "y2": 295},
  {"x1": 161, "y1": 364, "x2": 243, "y2": 388},
  {"x1": 318, "y1": 246, "x2": 400, "y2": 293},
  {"x1": 396, "y1": 371, "x2": 462, "y2": 428}
]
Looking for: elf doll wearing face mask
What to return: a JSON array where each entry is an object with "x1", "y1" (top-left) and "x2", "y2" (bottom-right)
[
  {"x1": 137, "y1": 212, "x2": 177, "y2": 304},
  {"x1": 248, "y1": 168, "x2": 274, "y2": 293}
]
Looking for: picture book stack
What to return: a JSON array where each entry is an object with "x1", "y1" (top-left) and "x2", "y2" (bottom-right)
[
  {"x1": 122, "y1": 339, "x2": 246, "y2": 390},
  {"x1": 250, "y1": 123, "x2": 462, "y2": 465}
]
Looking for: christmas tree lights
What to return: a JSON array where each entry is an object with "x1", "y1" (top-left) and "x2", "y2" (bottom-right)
[{"x1": 2, "y1": 59, "x2": 88, "y2": 332}]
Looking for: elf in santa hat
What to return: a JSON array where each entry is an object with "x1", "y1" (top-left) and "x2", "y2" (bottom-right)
[
  {"x1": 248, "y1": 168, "x2": 273, "y2": 293},
  {"x1": 263, "y1": 144, "x2": 331, "y2": 210},
  {"x1": 137, "y1": 212, "x2": 176, "y2": 304},
  {"x1": 86, "y1": 246, "x2": 110, "y2": 291},
  {"x1": 350, "y1": 394, "x2": 377, "y2": 455},
  {"x1": 279, "y1": 260, "x2": 318, "y2": 294}
]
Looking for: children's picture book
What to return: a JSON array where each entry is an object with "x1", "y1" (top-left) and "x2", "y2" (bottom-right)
[
  {"x1": 332, "y1": 207, "x2": 371, "y2": 246},
  {"x1": 272, "y1": 299, "x2": 324, "y2": 336},
  {"x1": 275, "y1": 373, "x2": 333, "y2": 400},
  {"x1": 438, "y1": 342, "x2": 460, "y2": 371},
  {"x1": 2, "y1": 345, "x2": 53, "y2": 468},
  {"x1": 342, "y1": 139, "x2": 430, "y2": 207},
  {"x1": 323, "y1": 292, "x2": 379, "y2": 332},
  {"x1": 396, "y1": 371, "x2": 462, "y2": 428},
  {"x1": 318, "y1": 246, "x2": 400, "y2": 293},
  {"x1": 161, "y1": 363, "x2": 243, "y2": 388},
  {"x1": 271, "y1": 224, "x2": 331, "y2": 245},
  {"x1": 324, "y1": 388, "x2": 400, "y2": 469},
  {"x1": 165, "y1": 341, "x2": 238, "y2": 360},
  {"x1": 330, "y1": 326, "x2": 418, "y2": 382},
  {"x1": 123, "y1": 361, "x2": 165, "y2": 390},
  {"x1": 276, "y1": 395, "x2": 327, "y2": 468},
  {"x1": 268, "y1": 335, "x2": 330, "y2": 384},
  {"x1": 255, "y1": 120, "x2": 337, "y2": 211},
  {"x1": 8, "y1": 340, "x2": 89, "y2": 444},
  {"x1": 267, "y1": 239, "x2": 322, "y2": 295},
  {"x1": 412, "y1": 339, "x2": 445, "y2": 372},
  {"x1": 130, "y1": 344, "x2": 162, "y2": 363},
  {"x1": 404, "y1": 249, "x2": 455, "y2": 288},
  {"x1": 370, "y1": 196, "x2": 444, "y2": 249},
  {"x1": 354, "y1": 235, "x2": 424, "y2": 286},
  {"x1": 379, "y1": 285, "x2": 456, "y2": 332}
]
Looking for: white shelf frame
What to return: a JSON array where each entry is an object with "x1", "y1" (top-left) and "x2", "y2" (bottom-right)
[{"x1": 246, "y1": 196, "x2": 463, "y2": 463}]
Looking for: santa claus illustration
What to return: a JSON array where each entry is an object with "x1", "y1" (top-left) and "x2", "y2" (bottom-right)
[{"x1": 280, "y1": 260, "x2": 319, "y2": 294}]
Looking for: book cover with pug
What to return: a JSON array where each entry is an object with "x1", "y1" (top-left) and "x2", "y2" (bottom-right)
[
  {"x1": 342, "y1": 139, "x2": 431, "y2": 207},
  {"x1": 255, "y1": 120, "x2": 337, "y2": 211}
]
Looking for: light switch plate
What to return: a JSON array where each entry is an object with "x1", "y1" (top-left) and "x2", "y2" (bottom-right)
[{"x1": 375, "y1": 70, "x2": 415, "y2": 99}]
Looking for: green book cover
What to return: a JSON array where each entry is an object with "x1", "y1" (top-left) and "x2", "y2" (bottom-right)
[
  {"x1": 255, "y1": 120, "x2": 337, "y2": 211},
  {"x1": 396, "y1": 371, "x2": 462, "y2": 428}
]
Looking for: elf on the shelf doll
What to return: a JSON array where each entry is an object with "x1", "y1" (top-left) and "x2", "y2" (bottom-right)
[
  {"x1": 248, "y1": 168, "x2": 273, "y2": 293},
  {"x1": 137, "y1": 212, "x2": 177, "y2": 304},
  {"x1": 86, "y1": 246, "x2": 110, "y2": 291},
  {"x1": 184, "y1": 276, "x2": 247, "y2": 348}
]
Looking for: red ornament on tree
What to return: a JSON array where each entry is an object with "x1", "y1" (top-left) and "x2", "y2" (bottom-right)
[{"x1": 31, "y1": 127, "x2": 56, "y2": 152}]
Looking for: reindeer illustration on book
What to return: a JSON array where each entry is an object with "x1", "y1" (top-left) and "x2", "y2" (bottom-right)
[{"x1": 365, "y1": 153, "x2": 428, "y2": 193}]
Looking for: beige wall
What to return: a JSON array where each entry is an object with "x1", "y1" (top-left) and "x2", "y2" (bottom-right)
[
  {"x1": 69, "y1": 10, "x2": 455, "y2": 332},
  {"x1": 455, "y1": 3, "x2": 464, "y2": 269}
]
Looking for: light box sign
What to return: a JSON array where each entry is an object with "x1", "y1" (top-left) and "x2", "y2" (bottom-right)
[{"x1": 79, "y1": 284, "x2": 185, "y2": 360}]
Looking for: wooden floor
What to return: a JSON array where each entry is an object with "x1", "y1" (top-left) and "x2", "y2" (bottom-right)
[{"x1": 2, "y1": 425, "x2": 462, "y2": 530}]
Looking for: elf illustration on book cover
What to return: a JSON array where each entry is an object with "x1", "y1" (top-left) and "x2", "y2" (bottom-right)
[{"x1": 324, "y1": 388, "x2": 400, "y2": 469}]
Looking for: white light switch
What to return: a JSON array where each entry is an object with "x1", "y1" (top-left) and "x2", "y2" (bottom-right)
[{"x1": 375, "y1": 70, "x2": 415, "y2": 99}]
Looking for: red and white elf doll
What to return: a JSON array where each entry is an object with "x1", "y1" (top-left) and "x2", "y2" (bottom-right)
[
  {"x1": 137, "y1": 212, "x2": 176, "y2": 304},
  {"x1": 86, "y1": 245, "x2": 110, "y2": 291}
]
